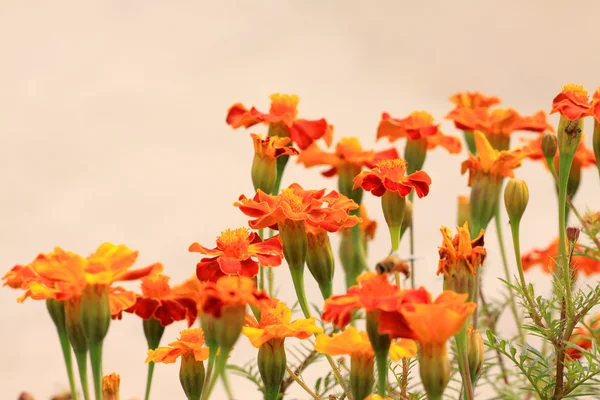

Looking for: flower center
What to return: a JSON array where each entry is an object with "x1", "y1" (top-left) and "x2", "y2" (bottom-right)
[
  {"x1": 376, "y1": 159, "x2": 408, "y2": 181},
  {"x1": 178, "y1": 328, "x2": 205, "y2": 344},
  {"x1": 562, "y1": 84, "x2": 589, "y2": 101},
  {"x1": 141, "y1": 274, "x2": 171, "y2": 298},
  {"x1": 217, "y1": 228, "x2": 250, "y2": 258},
  {"x1": 280, "y1": 188, "x2": 306, "y2": 212}
]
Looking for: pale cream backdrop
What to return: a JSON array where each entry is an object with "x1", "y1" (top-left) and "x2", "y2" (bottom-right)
[{"x1": 2, "y1": 1, "x2": 600, "y2": 399}]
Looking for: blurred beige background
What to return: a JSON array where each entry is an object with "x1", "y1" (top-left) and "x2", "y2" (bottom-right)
[{"x1": 2, "y1": 1, "x2": 600, "y2": 399}]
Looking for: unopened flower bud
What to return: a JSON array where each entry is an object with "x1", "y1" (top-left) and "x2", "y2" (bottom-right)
[
  {"x1": 400, "y1": 199, "x2": 413, "y2": 239},
  {"x1": 466, "y1": 327, "x2": 484, "y2": 380},
  {"x1": 258, "y1": 338, "x2": 287, "y2": 400},
  {"x1": 419, "y1": 342, "x2": 451, "y2": 399},
  {"x1": 80, "y1": 284, "x2": 111, "y2": 344},
  {"x1": 102, "y1": 373, "x2": 120, "y2": 400},
  {"x1": 179, "y1": 352, "x2": 206, "y2": 400},
  {"x1": 212, "y1": 305, "x2": 246, "y2": 349},
  {"x1": 558, "y1": 116, "x2": 583, "y2": 157},
  {"x1": 405, "y1": 137, "x2": 428, "y2": 174},
  {"x1": 306, "y1": 227, "x2": 335, "y2": 299},
  {"x1": 504, "y1": 179, "x2": 529, "y2": 223},
  {"x1": 64, "y1": 296, "x2": 88, "y2": 353},
  {"x1": 567, "y1": 227, "x2": 580, "y2": 243},
  {"x1": 542, "y1": 132, "x2": 558, "y2": 159}
]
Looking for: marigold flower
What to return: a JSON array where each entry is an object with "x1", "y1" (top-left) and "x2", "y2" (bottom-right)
[
  {"x1": 565, "y1": 325, "x2": 593, "y2": 360},
  {"x1": 226, "y1": 93, "x2": 332, "y2": 150},
  {"x1": 297, "y1": 136, "x2": 398, "y2": 177},
  {"x1": 242, "y1": 299, "x2": 322, "y2": 348},
  {"x1": 146, "y1": 328, "x2": 210, "y2": 364},
  {"x1": 353, "y1": 159, "x2": 432, "y2": 198},
  {"x1": 448, "y1": 108, "x2": 552, "y2": 138},
  {"x1": 449, "y1": 91, "x2": 501, "y2": 109},
  {"x1": 102, "y1": 373, "x2": 120, "y2": 400},
  {"x1": 125, "y1": 273, "x2": 198, "y2": 327},
  {"x1": 364, "y1": 396, "x2": 394, "y2": 400},
  {"x1": 376, "y1": 111, "x2": 462, "y2": 154},
  {"x1": 551, "y1": 84, "x2": 593, "y2": 120},
  {"x1": 438, "y1": 223, "x2": 486, "y2": 276},
  {"x1": 524, "y1": 134, "x2": 596, "y2": 168},
  {"x1": 2, "y1": 264, "x2": 37, "y2": 289},
  {"x1": 359, "y1": 204, "x2": 378, "y2": 242},
  {"x1": 305, "y1": 224, "x2": 335, "y2": 299},
  {"x1": 521, "y1": 238, "x2": 600, "y2": 276},
  {"x1": 379, "y1": 290, "x2": 476, "y2": 342},
  {"x1": 251, "y1": 133, "x2": 299, "y2": 160},
  {"x1": 199, "y1": 275, "x2": 268, "y2": 318},
  {"x1": 189, "y1": 228, "x2": 284, "y2": 282}
]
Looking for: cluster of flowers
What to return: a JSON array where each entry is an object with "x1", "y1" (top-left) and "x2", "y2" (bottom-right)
[{"x1": 4, "y1": 85, "x2": 600, "y2": 400}]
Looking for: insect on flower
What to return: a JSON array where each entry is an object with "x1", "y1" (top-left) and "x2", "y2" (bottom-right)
[{"x1": 374, "y1": 253, "x2": 419, "y2": 278}]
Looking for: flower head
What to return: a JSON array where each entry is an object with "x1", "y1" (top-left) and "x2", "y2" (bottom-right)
[
  {"x1": 592, "y1": 88, "x2": 600, "y2": 123},
  {"x1": 447, "y1": 107, "x2": 552, "y2": 138},
  {"x1": 102, "y1": 373, "x2": 120, "y2": 400},
  {"x1": 449, "y1": 91, "x2": 501, "y2": 109},
  {"x1": 353, "y1": 159, "x2": 431, "y2": 198},
  {"x1": 199, "y1": 276, "x2": 268, "y2": 318},
  {"x1": 234, "y1": 183, "x2": 359, "y2": 231},
  {"x1": 521, "y1": 238, "x2": 600, "y2": 276},
  {"x1": 251, "y1": 133, "x2": 299, "y2": 160},
  {"x1": 379, "y1": 290, "x2": 476, "y2": 343},
  {"x1": 551, "y1": 84, "x2": 593, "y2": 120},
  {"x1": 145, "y1": 328, "x2": 210, "y2": 363},
  {"x1": 297, "y1": 136, "x2": 398, "y2": 177},
  {"x1": 377, "y1": 111, "x2": 462, "y2": 154},
  {"x1": 461, "y1": 131, "x2": 528, "y2": 184},
  {"x1": 437, "y1": 223, "x2": 486, "y2": 276},
  {"x1": 524, "y1": 133, "x2": 596, "y2": 168},
  {"x1": 125, "y1": 273, "x2": 198, "y2": 327},
  {"x1": 315, "y1": 326, "x2": 416, "y2": 361},
  {"x1": 2, "y1": 264, "x2": 37, "y2": 289},
  {"x1": 322, "y1": 272, "x2": 428, "y2": 328},
  {"x1": 226, "y1": 94, "x2": 332, "y2": 149},
  {"x1": 242, "y1": 299, "x2": 323, "y2": 347},
  {"x1": 189, "y1": 228, "x2": 284, "y2": 282}
]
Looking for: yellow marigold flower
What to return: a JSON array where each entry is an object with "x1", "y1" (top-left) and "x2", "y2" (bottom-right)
[
  {"x1": 242, "y1": 299, "x2": 323, "y2": 348},
  {"x1": 145, "y1": 328, "x2": 210, "y2": 364},
  {"x1": 102, "y1": 373, "x2": 120, "y2": 400}
]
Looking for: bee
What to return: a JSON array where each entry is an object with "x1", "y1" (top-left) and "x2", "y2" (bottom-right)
[
  {"x1": 564, "y1": 120, "x2": 582, "y2": 136},
  {"x1": 375, "y1": 254, "x2": 412, "y2": 278}
]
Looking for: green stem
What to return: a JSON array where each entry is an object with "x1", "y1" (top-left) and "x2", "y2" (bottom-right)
[
  {"x1": 376, "y1": 352, "x2": 387, "y2": 396},
  {"x1": 455, "y1": 327, "x2": 474, "y2": 400},
  {"x1": 258, "y1": 228, "x2": 265, "y2": 291},
  {"x1": 557, "y1": 152, "x2": 574, "y2": 316},
  {"x1": 389, "y1": 226, "x2": 401, "y2": 253},
  {"x1": 408, "y1": 191, "x2": 416, "y2": 288},
  {"x1": 221, "y1": 365, "x2": 234, "y2": 399},
  {"x1": 145, "y1": 363, "x2": 156, "y2": 400},
  {"x1": 290, "y1": 267, "x2": 312, "y2": 319},
  {"x1": 88, "y1": 341, "x2": 103, "y2": 400},
  {"x1": 324, "y1": 355, "x2": 353, "y2": 400},
  {"x1": 494, "y1": 205, "x2": 525, "y2": 344},
  {"x1": 56, "y1": 326, "x2": 78, "y2": 400},
  {"x1": 202, "y1": 345, "x2": 218, "y2": 399},
  {"x1": 200, "y1": 347, "x2": 231, "y2": 400},
  {"x1": 144, "y1": 317, "x2": 165, "y2": 400},
  {"x1": 74, "y1": 350, "x2": 91, "y2": 400}
]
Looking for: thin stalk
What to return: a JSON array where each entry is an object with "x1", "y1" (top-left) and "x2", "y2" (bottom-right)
[
  {"x1": 144, "y1": 363, "x2": 156, "y2": 400},
  {"x1": 202, "y1": 346, "x2": 218, "y2": 400},
  {"x1": 56, "y1": 327, "x2": 78, "y2": 400},
  {"x1": 88, "y1": 341, "x2": 103, "y2": 400},
  {"x1": 285, "y1": 365, "x2": 321, "y2": 400},
  {"x1": 376, "y1": 353, "x2": 387, "y2": 396},
  {"x1": 221, "y1": 366, "x2": 234, "y2": 400},
  {"x1": 401, "y1": 359, "x2": 409, "y2": 399},
  {"x1": 74, "y1": 350, "x2": 91, "y2": 400},
  {"x1": 200, "y1": 347, "x2": 231, "y2": 400},
  {"x1": 408, "y1": 191, "x2": 416, "y2": 288},
  {"x1": 258, "y1": 228, "x2": 265, "y2": 291},
  {"x1": 494, "y1": 205, "x2": 525, "y2": 344},
  {"x1": 290, "y1": 269, "x2": 311, "y2": 319},
  {"x1": 455, "y1": 327, "x2": 474, "y2": 400},
  {"x1": 390, "y1": 226, "x2": 401, "y2": 253},
  {"x1": 325, "y1": 355, "x2": 353, "y2": 400}
]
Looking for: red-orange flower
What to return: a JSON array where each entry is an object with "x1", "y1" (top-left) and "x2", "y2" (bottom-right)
[
  {"x1": 125, "y1": 273, "x2": 198, "y2": 327},
  {"x1": 566, "y1": 325, "x2": 593, "y2": 360},
  {"x1": 198, "y1": 275, "x2": 269, "y2": 318},
  {"x1": 524, "y1": 134, "x2": 596, "y2": 168},
  {"x1": 296, "y1": 136, "x2": 398, "y2": 177},
  {"x1": 438, "y1": 222, "x2": 486, "y2": 276},
  {"x1": 353, "y1": 159, "x2": 431, "y2": 198},
  {"x1": 321, "y1": 271, "x2": 429, "y2": 329},
  {"x1": 234, "y1": 183, "x2": 359, "y2": 231},
  {"x1": 226, "y1": 94, "x2": 332, "y2": 150},
  {"x1": 242, "y1": 299, "x2": 323, "y2": 347},
  {"x1": 447, "y1": 107, "x2": 552, "y2": 137},
  {"x1": 521, "y1": 238, "x2": 600, "y2": 276},
  {"x1": 449, "y1": 91, "x2": 501, "y2": 110},
  {"x1": 377, "y1": 111, "x2": 462, "y2": 154},
  {"x1": 2, "y1": 264, "x2": 37, "y2": 289},
  {"x1": 379, "y1": 290, "x2": 476, "y2": 342},
  {"x1": 145, "y1": 328, "x2": 210, "y2": 364},
  {"x1": 189, "y1": 228, "x2": 284, "y2": 282},
  {"x1": 551, "y1": 84, "x2": 593, "y2": 120},
  {"x1": 592, "y1": 88, "x2": 600, "y2": 123},
  {"x1": 251, "y1": 133, "x2": 299, "y2": 160}
]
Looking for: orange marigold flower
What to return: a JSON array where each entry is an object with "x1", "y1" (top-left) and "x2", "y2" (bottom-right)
[
  {"x1": 353, "y1": 159, "x2": 431, "y2": 198},
  {"x1": 251, "y1": 133, "x2": 299, "y2": 160},
  {"x1": 364, "y1": 395, "x2": 394, "y2": 400},
  {"x1": 226, "y1": 94, "x2": 332, "y2": 150},
  {"x1": 359, "y1": 204, "x2": 377, "y2": 242},
  {"x1": 449, "y1": 91, "x2": 501, "y2": 109},
  {"x1": 125, "y1": 273, "x2": 198, "y2": 327},
  {"x1": 188, "y1": 228, "x2": 284, "y2": 282},
  {"x1": 297, "y1": 136, "x2": 398, "y2": 177},
  {"x1": 592, "y1": 88, "x2": 600, "y2": 123},
  {"x1": 461, "y1": 131, "x2": 527, "y2": 184},
  {"x1": 314, "y1": 326, "x2": 416, "y2": 361},
  {"x1": 321, "y1": 271, "x2": 429, "y2": 329},
  {"x1": 379, "y1": 291, "x2": 476, "y2": 342},
  {"x1": 438, "y1": 222, "x2": 486, "y2": 276},
  {"x1": 566, "y1": 325, "x2": 593, "y2": 360},
  {"x1": 551, "y1": 84, "x2": 593, "y2": 120},
  {"x1": 521, "y1": 238, "x2": 600, "y2": 276},
  {"x1": 199, "y1": 275, "x2": 268, "y2": 318},
  {"x1": 102, "y1": 373, "x2": 120, "y2": 400},
  {"x1": 377, "y1": 111, "x2": 462, "y2": 154},
  {"x1": 234, "y1": 183, "x2": 359, "y2": 231},
  {"x1": 524, "y1": 134, "x2": 596, "y2": 168},
  {"x1": 242, "y1": 299, "x2": 323, "y2": 347},
  {"x1": 145, "y1": 328, "x2": 210, "y2": 364}
]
